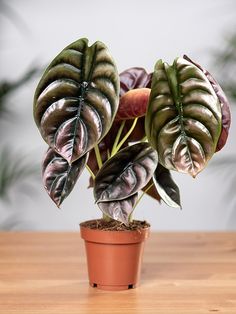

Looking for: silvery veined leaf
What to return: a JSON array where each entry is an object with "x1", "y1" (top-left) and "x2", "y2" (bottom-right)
[
  {"x1": 94, "y1": 142, "x2": 158, "y2": 203},
  {"x1": 42, "y1": 147, "x2": 88, "y2": 206},
  {"x1": 87, "y1": 117, "x2": 146, "y2": 181},
  {"x1": 145, "y1": 57, "x2": 222, "y2": 177},
  {"x1": 183, "y1": 55, "x2": 231, "y2": 152},
  {"x1": 152, "y1": 164, "x2": 181, "y2": 208},
  {"x1": 34, "y1": 38, "x2": 119, "y2": 163},
  {"x1": 97, "y1": 193, "x2": 138, "y2": 225}
]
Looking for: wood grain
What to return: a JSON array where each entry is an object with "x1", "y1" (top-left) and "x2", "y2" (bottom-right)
[{"x1": 0, "y1": 232, "x2": 236, "y2": 314}]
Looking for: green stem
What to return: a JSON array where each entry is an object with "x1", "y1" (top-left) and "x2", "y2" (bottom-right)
[
  {"x1": 85, "y1": 164, "x2": 95, "y2": 180},
  {"x1": 102, "y1": 213, "x2": 112, "y2": 221},
  {"x1": 133, "y1": 182, "x2": 154, "y2": 210},
  {"x1": 114, "y1": 117, "x2": 138, "y2": 154},
  {"x1": 94, "y1": 144, "x2": 103, "y2": 169},
  {"x1": 111, "y1": 120, "x2": 126, "y2": 157},
  {"x1": 140, "y1": 135, "x2": 147, "y2": 142}
]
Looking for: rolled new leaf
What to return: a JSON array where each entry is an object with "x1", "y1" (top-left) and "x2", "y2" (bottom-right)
[
  {"x1": 145, "y1": 57, "x2": 222, "y2": 177},
  {"x1": 152, "y1": 164, "x2": 181, "y2": 208},
  {"x1": 116, "y1": 88, "x2": 151, "y2": 120},
  {"x1": 97, "y1": 194, "x2": 138, "y2": 225},
  {"x1": 42, "y1": 147, "x2": 88, "y2": 206},
  {"x1": 34, "y1": 38, "x2": 119, "y2": 163},
  {"x1": 94, "y1": 142, "x2": 158, "y2": 203},
  {"x1": 183, "y1": 55, "x2": 231, "y2": 152}
]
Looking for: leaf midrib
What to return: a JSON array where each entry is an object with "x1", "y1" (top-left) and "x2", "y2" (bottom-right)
[
  {"x1": 97, "y1": 149, "x2": 152, "y2": 202},
  {"x1": 164, "y1": 61, "x2": 195, "y2": 172}
]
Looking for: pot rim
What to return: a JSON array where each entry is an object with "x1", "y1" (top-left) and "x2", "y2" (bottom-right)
[{"x1": 80, "y1": 219, "x2": 150, "y2": 244}]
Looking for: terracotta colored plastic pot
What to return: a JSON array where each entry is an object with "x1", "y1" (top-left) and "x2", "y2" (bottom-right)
[{"x1": 80, "y1": 221, "x2": 150, "y2": 291}]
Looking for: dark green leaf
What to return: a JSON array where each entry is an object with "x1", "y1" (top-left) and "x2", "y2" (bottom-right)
[
  {"x1": 42, "y1": 147, "x2": 88, "y2": 206},
  {"x1": 97, "y1": 193, "x2": 138, "y2": 225},
  {"x1": 94, "y1": 142, "x2": 158, "y2": 203},
  {"x1": 34, "y1": 38, "x2": 119, "y2": 163},
  {"x1": 145, "y1": 57, "x2": 222, "y2": 177},
  {"x1": 153, "y1": 164, "x2": 181, "y2": 208}
]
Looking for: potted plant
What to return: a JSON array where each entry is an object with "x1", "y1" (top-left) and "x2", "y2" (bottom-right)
[{"x1": 33, "y1": 38, "x2": 231, "y2": 291}]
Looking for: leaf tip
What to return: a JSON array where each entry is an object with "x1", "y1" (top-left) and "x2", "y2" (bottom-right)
[{"x1": 54, "y1": 197, "x2": 63, "y2": 208}]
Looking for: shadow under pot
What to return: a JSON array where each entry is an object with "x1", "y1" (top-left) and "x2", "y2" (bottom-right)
[{"x1": 80, "y1": 220, "x2": 150, "y2": 291}]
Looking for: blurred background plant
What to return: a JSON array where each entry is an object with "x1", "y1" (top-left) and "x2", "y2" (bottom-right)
[
  {"x1": 214, "y1": 33, "x2": 236, "y2": 101},
  {"x1": 210, "y1": 32, "x2": 236, "y2": 221},
  {"x1": 0, "y1": 2, "x2": 41, "y2": 229}
]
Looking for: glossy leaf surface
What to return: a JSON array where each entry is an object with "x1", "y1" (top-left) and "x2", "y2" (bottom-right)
[
  {"x1": 87, "y1": 117, "x2": 146, "y2": 177},
  {"x1": 145, "y1": 57, "x2": 222, "y2": 177},
  {"x1": 94, "y1": 142, "x2": 158, "y2": 203},
  {"x1": 183, "y1": 55, "x2": 231, "y2": 152},
  {"x1": 34, "y1": 38, "x2": 119, "y2": 163},
  {"x1": 142, "y1": 179, "x2": 161, "y2": 202},
  {"x1": 97, "y1": 193, "x2": 138, "y2": 225},
  {"x1": 153, "y1": 164, "x2": 181, "y2": 208},
  {"x1": 42, "y1": 147, "x2": 88, "y2": 206}
]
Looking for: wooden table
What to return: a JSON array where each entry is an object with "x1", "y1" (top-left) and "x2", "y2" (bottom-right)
[{"x1": 0, "y1": 232, "x2": 236, "y2": 314}]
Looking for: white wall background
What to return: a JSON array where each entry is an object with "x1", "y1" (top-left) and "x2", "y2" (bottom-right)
[{"x1": 0, "y1": 0, "x2": 235, "y2": 231}]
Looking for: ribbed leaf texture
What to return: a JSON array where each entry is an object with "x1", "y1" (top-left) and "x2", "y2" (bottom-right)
[
  {"x1": 94, "y1": 142, "x2": 158, "y2": 203},
  {"x1": 34, "y1": 38, "x2": 119, "y2": 163},
  {"x1": 153, "y1": 164, "x2": 181, "y2": 208},
  {"x1": 145, "y1": 57, "x2": 222, "y2": 177},
  {"x1": 42, "y1": 147, "x2": 88, "y2": 206},
  {"x1": 183, "y1": 55, "x2": 231, "y2": 152}
]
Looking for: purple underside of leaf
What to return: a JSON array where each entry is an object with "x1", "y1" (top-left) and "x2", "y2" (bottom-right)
[
  {"x1": 119, "y1": 67, "x2": 152, "y2": 96},
  {"x1": 97, "y1": 193, "x2": 138, "y2": 225},
  {"x1": 42, "y1": 147, "x2": 88, "y2": 206}
]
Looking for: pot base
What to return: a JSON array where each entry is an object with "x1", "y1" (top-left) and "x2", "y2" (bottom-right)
[{"x1": 90, "y1": 283, "x2": 136, "y2": 291}]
